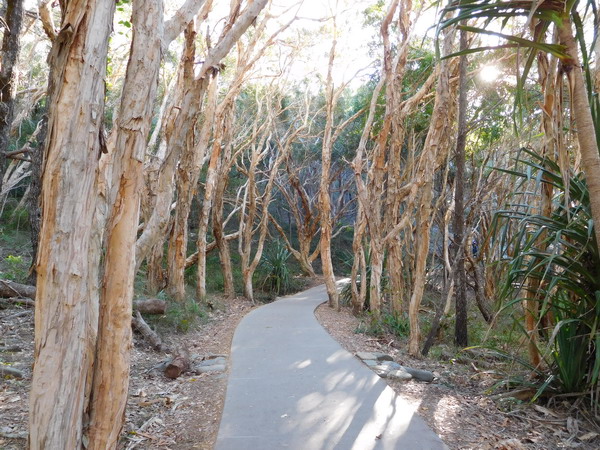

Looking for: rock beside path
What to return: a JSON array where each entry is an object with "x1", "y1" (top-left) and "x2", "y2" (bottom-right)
[
  {"x1": 192, "y1": 354, "x2": 228, "y2": 374},
  {"x1": 355, "y1": 352, "x2": 435, "y2": 383}
]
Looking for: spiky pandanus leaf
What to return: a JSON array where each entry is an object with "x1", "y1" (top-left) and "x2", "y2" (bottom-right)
[{"x1": 494, "y1": 148, "x2": 600, "y2": 395}]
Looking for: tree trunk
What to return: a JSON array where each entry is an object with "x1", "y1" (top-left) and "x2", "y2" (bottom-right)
[
  {"x1": 453, "y1": 27, "x2": 468, "y2": 348},
  {"x1": 557, "y1": 17, "x2": 600, "y2": 253},
  {"x1": 212, "y1": 154, "x2": 235, "y2": 299},
  {"x1": 406, "y1": 27, "x2": 457, "y2": 357},
  {"x1": 196, "y1": 100, "x2": 228, "y2": 301},
  {"x1": 167, "y1": 71, "x2": 216, "y2": 300},
  {"x1": 27, "y1": 117, "x2": 46, "y2": 284},
  {"x1": 0, "y1": 0, "x2": 23, "y2": 195},
  {"x1": 29, "y1": 0, "x2": 116, "y2": 446},
  {"x1": 320, "y1": 31, "x2": 339, "y2": 310},
  {"x1": 87, "y1": 1, "x2": 163, "y2": 446}
]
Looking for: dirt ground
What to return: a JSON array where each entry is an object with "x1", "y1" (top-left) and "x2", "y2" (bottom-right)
[{"x1": 1, "y1": 287, "x2": 600, "y2": 449}]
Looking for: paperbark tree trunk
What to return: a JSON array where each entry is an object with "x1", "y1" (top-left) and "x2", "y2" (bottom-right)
[
  {"x1": 320, "y1": 27, "x2": 340, "y2": 310},
  {"x1": 0, "y1": 0, "x2": 24, "y2": 195},
  {"x1": 167, "y1": 56, "x2": 216, "y2": 301},
  {"x1": 138, "y1": 0, "x2": 268, "y2": 281},
  {"x1": 212, "y1": 125, "x2": 236, "y2": 299},
  {"x1": 29, "y1": 0, "x2": 115, "y2": 446},
  {"x1": 557, "y1": 16, "x2": 600, "y2": 255},
  {"x1": 86, "y1": 1, "x2": 163, "y2": 446},
  {"x1": 407, "y1": 28, "x2": 457, "y2": 356},
  {"x1": 196, "y1": 103, "x2": 229, "y2": 300}
]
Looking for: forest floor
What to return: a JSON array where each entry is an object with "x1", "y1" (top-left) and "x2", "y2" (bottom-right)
[{"x1": 1, "y1": 280, "x2": 600, "y2": 449}]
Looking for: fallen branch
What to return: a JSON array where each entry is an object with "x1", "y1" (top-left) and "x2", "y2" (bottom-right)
[
  {"x1": 0, "y1": 297, "x2": 35, "y2": 308},
  {"x1": 0, "y1": 365, "x2": 24, "y2": 378},
  {"x1": 2, "y1": 310, "x2": 32, "y2": 321},
  {"x1": 131, "y1": 311, "x2": 170, "y2": 353}
]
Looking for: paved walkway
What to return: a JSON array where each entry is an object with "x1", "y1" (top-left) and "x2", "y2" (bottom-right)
[{"x1": 215, "y1": 284, "x2": 447, "y2": 450}]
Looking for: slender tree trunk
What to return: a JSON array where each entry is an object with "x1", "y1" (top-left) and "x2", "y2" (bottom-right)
[
  {"x1": 29, "y1": 0, "x2": 115, "y2": 446},
  {"x1": 406, "y1": 27, "x2": 457, "y2": 356},
  {"x1": 27, "y1": 117, "x2": 46, "y2": 285},
  {"x1": 320, "y1": 31, "x2": 339, "y2": 310},
  {"x1": 0, "y1": 0, "x2": 23, "y2": 195},
  {"x1": 87, "y1": 1, "x2": 163, "y2": 446},
  {"x1": 147, "y1": 241, "x2": 166, "y2": 294},
  {"x1": 196, "y1": 111, "x2": 226, "y2": 301},
  {"x1": 167, "y1": 73, "x2": 215, "y2": 300},
  {"x1": 453, "y1": 28, "x2": 468, "y2": 348},
  {"x1": 212, "y1": 148, "x2": 235, "y2": 299},
  {"x1": 558, "y1": 17, "x2": 600, "y2": 253}
]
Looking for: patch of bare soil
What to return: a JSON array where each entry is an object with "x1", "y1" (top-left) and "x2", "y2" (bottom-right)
[
  {"x1": 315, "y1": 303, "x2": 600, "y2": 450},
  {"x1": 0, "y1": 297, "x2": 255, "y2": 449}
]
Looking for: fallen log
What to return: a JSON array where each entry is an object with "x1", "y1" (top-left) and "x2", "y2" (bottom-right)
[
  {"x1": 131, "y1": 311, "x2": 170, "y2": 353},
  {"x1": 0, "y1": 280, "x2": 35, "y2": 299},
  {"x1": 164, "y1": 350, "x2": 190, "y2": 379},
  {"x1": 0, "y1": 294, "x2": 165, "y2": 316},
  {"x1": 133, "y1": 298, "x2": 167, "y2": 315}
]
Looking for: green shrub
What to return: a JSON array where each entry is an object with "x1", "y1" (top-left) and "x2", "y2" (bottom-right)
[
  {"x1": 1, "y1": 254, "x2": 28, "y2": 282},
  {"x1": 355, "y1": 312, "x2": 410, "y2": 338},
  {"x1": 165, "y1": 298, "x2": 206, "y2": 333},
  {"x1": 260, "y1": 242, "x2": 292, "y2": 296},
  {"x1": 494, "y1": 148, "x2": 599, "y2": 399}
]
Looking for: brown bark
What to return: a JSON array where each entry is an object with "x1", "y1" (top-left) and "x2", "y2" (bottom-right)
[
  {"x1": 212, "y1": 148, "x2": 235, "y2": 299},
  {"x1": 38, "y1": 0, "x2": 57, "y2": 41},
  {"x1": 271, "y1": 162, "x2": 320, "y2": 277},
  {"x1": 238, "y1": 92, "x2": 306, "y2": 302},
  {"x1": 167, "y1": 25, "x2": 214, "y2": 301},
  {"x1": 407, "y1": 28, "x2": 457, "y2": 356},
  {"x1": 164, "y1": 351, "x2": 191, "y2": 379},
  {"x1": 196, "y1": 99, "x2": 230, "y2": 301},
  {"x1": 87, "y1": 2, "x2": 164, "y2": 445},
  {"x1": 320, "y1": 23, "x2": 342, "y2": 310},
  {"x1": 558, "y1": 16, "x2": 600, "y2": 254},
  {"x1": 29, "y1": 0, "x2": 116, "y2": 446},
  {"x1": 138, "y1": 0, "x2": 268, "y2": 280},
  {"x1": 27, "y1": 118, "x2": 45, "y2": 284}
]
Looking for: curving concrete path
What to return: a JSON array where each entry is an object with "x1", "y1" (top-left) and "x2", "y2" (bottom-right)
[{"x1": 215, "y1": 284, "x2": 447, "y2": 450}]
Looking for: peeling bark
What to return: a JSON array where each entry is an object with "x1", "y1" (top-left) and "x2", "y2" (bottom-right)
[{"x1": 29, "y1": 0, "x2": 116, "y2": 446}]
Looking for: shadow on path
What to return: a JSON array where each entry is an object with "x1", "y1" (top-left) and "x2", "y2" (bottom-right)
[{"x1": 215, "y1": 285, "x2": 447, "y2": 449}]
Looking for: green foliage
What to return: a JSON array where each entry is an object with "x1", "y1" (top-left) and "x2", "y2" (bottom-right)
[
  {"x1": 0, "y1": 204, "x2": 29, "y2": 231},
  {"x1": 260, "y1": 242, "x2": 292, "y2": 296},
  {"x1": 355, "y1": 312, "x2": 410, "y2": 338},
  {"x1": 165, "y1": 298, "x2": 206, "y2": 333},
  {"x1": 1, "y1": 255, "x2": 28, "y2": 282},
  {"x1": 493, "y1": 148, "x2": 599, "y2": 397}
]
